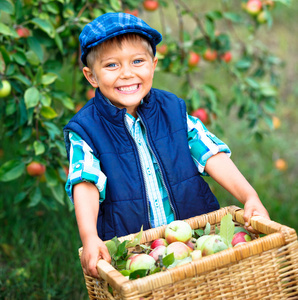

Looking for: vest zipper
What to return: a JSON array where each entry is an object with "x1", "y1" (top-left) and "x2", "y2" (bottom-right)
[
  {"x1": 123, "y1": 116, "x2": 152, "y2": 229},
  {"x1": 137, "y1": 112, "x2": 177, "y2": 221}
]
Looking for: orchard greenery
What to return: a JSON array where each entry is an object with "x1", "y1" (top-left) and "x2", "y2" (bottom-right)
[{"x1": 0, "y1": 0, "x2": 291, "y2": 208}]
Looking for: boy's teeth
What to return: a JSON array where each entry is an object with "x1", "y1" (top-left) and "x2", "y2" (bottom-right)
[{"x1": 118, "y1": 84, "x2": 138, "y2": 91}]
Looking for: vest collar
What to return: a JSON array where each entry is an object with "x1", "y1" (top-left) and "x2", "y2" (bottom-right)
[{"x1": 93, "y1": 88, "x2": 155, "y2": 125}]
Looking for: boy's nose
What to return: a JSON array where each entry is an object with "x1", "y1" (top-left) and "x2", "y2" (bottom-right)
[{"x1": 120, "y1": 65, "x2": 134, "y2": 79}]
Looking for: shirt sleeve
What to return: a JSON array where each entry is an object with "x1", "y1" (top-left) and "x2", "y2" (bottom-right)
[
  {"x1": 187, "y1": 114, "x2": 231, "y2": 176},
  {"x1": 65, "y1": 131, "x2": 107, "y2": 203}
]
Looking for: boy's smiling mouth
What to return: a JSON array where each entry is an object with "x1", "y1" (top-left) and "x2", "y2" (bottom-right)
[{"x1": 116, "y1": 84, "x2": 140, "y2": 93}]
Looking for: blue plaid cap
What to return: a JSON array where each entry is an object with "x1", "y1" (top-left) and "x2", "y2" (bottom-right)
[{"x1": 79, "y1": 12, "x2": 162, "y2": 66}]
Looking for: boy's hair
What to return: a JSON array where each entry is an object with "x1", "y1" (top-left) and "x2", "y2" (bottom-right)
[{"x1": 86, "y1": 33, "x2": 155, "y2": 70}]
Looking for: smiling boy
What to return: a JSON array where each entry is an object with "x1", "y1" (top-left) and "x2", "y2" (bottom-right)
[{"x1": 63, "y1": 12, "x2": 269, "y2": 278}]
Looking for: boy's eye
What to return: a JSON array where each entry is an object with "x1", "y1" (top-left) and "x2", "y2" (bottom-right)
[
  {"x1": 133, "y1": 59, "x2": 143, "y2": 64},
  {"x1": 106, "y1": 63, "x2": 117, "y2": 68}
]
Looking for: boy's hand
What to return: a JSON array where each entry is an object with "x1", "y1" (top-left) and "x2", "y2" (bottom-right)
[
  {"x1": 81, "y1": 235, "x2": 111, "y2": 278},
  {"x1": 243, "y1": 197, "x2": 270, "y2": 233}
]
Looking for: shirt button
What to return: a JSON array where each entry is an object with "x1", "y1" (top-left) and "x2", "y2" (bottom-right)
[
  {"x1": 138, "y1": 138, "x2": 142, "y2": 145},
  {"x1": 154, "y1": 199, "x2": 159, "y2": 207},
  {"x1": 147, "y1": 168, "x2": 151, "y2": 175},
  {"x1": 75, "y1": 164, "x2": 80, "y2": 169}
]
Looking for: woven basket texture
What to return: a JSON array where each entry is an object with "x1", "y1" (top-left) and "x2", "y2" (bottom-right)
[{"x1": 79, "y1": 206, "x2": 298, "y2": 300}]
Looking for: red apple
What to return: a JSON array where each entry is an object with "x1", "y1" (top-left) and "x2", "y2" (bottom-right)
[
  {"x1": 151, "y1": 238, "x2": 168, "y2": 249},
  {"x1": 165, "y1": 220, "x2": 192, "y2": 244},
  {"x1": 86, "y1": 88, "x2": 95, "y2": 100},
  {"x1": 149, "y1": 245, "x2": 167, "y2": 261},
  {"x1": 191, "y1": 108, "x2": 210, "y2": 125},
  {"x1": 75, "y1": 103, "x2": 84, "y2": 113},
  {"x1": 203, "y1": 49, "x2": 217, "y2": 62},
  {"x1": 143, "y1": 0, "x2": 159, "y2": 11},
  {"x1": 186, "y1": 239, "x2": 195, "y2": 250},
  {"x1": 16, "y1": 27, "x2": 30, "y2": 38},
  {"x1": 221, "y1": 52, "x2": 232, "y2": 63},
  {"x1": 246, "y1": 0, "x2": 262, "y2": 15},
  {"x1": 126, "y1": 253, "x2": 155, "y2": 271},
  {"x1": 26, "y1": 162, "x2": 46, "y2": 177},
  {"x1": 166, "y1": 242, "x2": 193, "y2": 260},
  {"x1": 0, "y1": 80, "x2": 12, "y2": 98},
  {"x1": 231, "y1": 231, "x2": 252, "y2": 247},
  {"x1": 188, "y1": 51, "x2": 200, "y2": 67},
  {"x1": 124, "y1": 8, "x2": 139, "y2": 17},
  {"x1": 156, "y1": 44, "x2": 168, "y2": 55}
]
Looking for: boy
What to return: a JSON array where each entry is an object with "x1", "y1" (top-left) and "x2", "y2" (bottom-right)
[{"x1": 63, "y1": 12, "x2": 269, "y2": 278}]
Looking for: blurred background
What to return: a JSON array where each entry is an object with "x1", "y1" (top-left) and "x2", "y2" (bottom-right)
[{"x1": 0, "y1": 0, "x2": 297, "y2": 299}]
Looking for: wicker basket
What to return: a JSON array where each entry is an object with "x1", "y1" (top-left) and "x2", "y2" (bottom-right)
[{"x1": 79, "y1": 206, "x2": 298, "y2": 299}]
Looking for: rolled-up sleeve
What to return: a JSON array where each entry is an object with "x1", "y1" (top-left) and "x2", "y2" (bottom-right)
[
  {"x1": 187, "y1": 114, "x2": 231, "y2": 175},
  {"x1": 65, "y1": 131, "x2": 107, "y2": 203}
]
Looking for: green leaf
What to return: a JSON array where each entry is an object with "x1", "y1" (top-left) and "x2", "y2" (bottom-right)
[
  {"x1": 43, "y1": 122, "x2": 61, "y2": 139},
  {"x1": 205, "y1": 17, "x2": 215, "y2": 41},
  {"x1": 114, "y1": 240, "x2": 129, "y2": 260},
  {"x1": 24, "y1": 87, "x2": 40, "y2": 109},
  {"x1": 219, "y1": 213, "x2": 235, "y2": 247},
  {"x1": 106, "y1": 240, "x2": 118, "y2": 257},
  {"x1": 234, "y1": 227, "x2": 250, "y2": 235},
  {"x1": 41, "y1": 73, "x2": 58, "y2": 85},
  {"x1": 194, "y1": 228, "x2": 204, "y2": 237},
  {"x1": 33, "y1": 140, "x2": 45, "y2": 155},
  {"x1": 119, "y1": 270, "x2": 131, "y2": 277},
  {"x1": 10, "y1": 74, "x2": 31, "y2": 86},
  {"x1": 223, "y1": 12, "x2": 243, "y2": 23},
  {"x1": 0, "y1": 23, "x2": 18, "y2": 37},
  {"x1": 129, "y1": 269, "x2": 147, "y2": 280},
  {"x1": 31, "y1": 18, "x2": 55, "y2": 38},
  {"x1": 27, "y1": 37, "x2": 44, "y2": 62},
  {"x1": 25, "y1": 50, "x2": 40, "y2": 66},
  {"x1": 54, "y1": 32, "x2": 63, "y2": 53},
  {"x1": 126, "y1": 226, "x2": 143, "y2": 248},
  {"x1": 206, "y1": 10, "x2": 222, "y2": 20},
  {"x1": 61, "y1": 97, "x2": 75, "y2": 110},
  {"x1": 50, "y1": 183, "x2": 65, "y2": 205},
  {"x1": 162, "y1": 252, "x2": 175, "y2": 267},
  {"x1": 0, "y1": 160, "x2": 25, "y2": 182},
  {"x1": 45, "y1": 167, "x2": 59, "y2": 187},
  {"x1": 204, "y1": 222, "x2": 211, "y2": 235},
  {"x1": 40, "y1": 106, "x2": 58, "y2": 119},
  {"x1": 28, "y1": 187, "x2": 42, "y2": 207},
  {"x1": 260, "y1": 82, "x2": 277, "y2": 97},
  {"x1": 40, "y1": 94, "x2": 52, "y2": 107},
  {"x1": 0, "y1": 0, "x2": 14, "y2": 14},
  {"x1": 110, "y1": 0, "x2": 121, "y2": 11}
]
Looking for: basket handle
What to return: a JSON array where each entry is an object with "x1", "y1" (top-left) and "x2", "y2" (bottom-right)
[{"x1": 97, "y1": 259, "x2": 130, "y2": 290}]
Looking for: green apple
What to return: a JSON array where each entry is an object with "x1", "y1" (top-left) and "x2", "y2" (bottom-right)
[{"x1": 0, "y1": 80, "x2": 12, "y2": 98}]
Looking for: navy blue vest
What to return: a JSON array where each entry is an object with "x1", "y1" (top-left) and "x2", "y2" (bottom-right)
[{"x1": 64, "y1": 88, "x2": 219, "y2": 240}]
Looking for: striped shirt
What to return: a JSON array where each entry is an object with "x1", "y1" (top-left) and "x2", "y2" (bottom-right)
[{"x1": 65, "y1": 113, "x2": 230, "y2": 227}]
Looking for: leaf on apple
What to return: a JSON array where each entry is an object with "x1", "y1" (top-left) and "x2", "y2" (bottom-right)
[
  {"x1": 204, "y1": 222, "x2": 211, "y2": 235},
  {"x1": 219, "y1": 213, "x2": 235, "y2": 247},
  {"x1": 126, "y1": 226, "x2": 143, "y2": 248},
  {"x1": 194, "y1": 228, "x2": 204, "y2": 237},
  {"x1": 129, "y1": 269, "x2": 148, "y2": 280},
  {"x1": 162, "y1": 252, "x2": 175, "y2": 268}
]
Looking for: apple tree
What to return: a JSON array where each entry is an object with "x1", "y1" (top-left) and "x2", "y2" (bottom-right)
[{"x1": 0, "y1": 0, "x2": 291, "y2": 209}]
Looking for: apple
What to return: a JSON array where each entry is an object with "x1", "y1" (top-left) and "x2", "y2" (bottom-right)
[
  {"x1": 220, "y1": 52, "x2": 232, "y2": 63},
  {"x1": 191, "y1": 108, "x2": 210, "y2": 125},
  {"x1": 26, "y1": 162, "x2": 46, "y2": 177},
  {"x1": 257, "y1": 11, "x2": 270, "y2": 23},
  {"x1": 263, "y1": 0, "x2": 275, "y2": 10},
  {"x1": 156, "y1": 44, "x2": 168, "y2": 55},
  {"x1": 143, "y1": 0, "x2": 159, "y2": 11},
  {"x1": 16, "y1": 27, "x2": 30, "y2": 38},
  {"x1": 200, "y1": 235, "x2": 228, "y2": 256},
  {"x1": 195, "y1": 235, "x2": 211, "y2": 250},
  {"x1": 274, "y1": 158, "x2": 288, "y2": 171},
  {"x1": 166, "y1": 242, "x2": 193, "y2": 260},
  {"x1": 0, "y1": 80, "x2": 12, "y2": 98},
  {"x1": 203, "y1": 49, "x2": 217, "y2": 62},
  {"x1": 272, "y1": 116, "x2": 281, "y2": 129},
  {"x1": 75, "y1": 103, "x2": 84, "y2": 113},
  {"x1": 165, "y1": 220, "x2": 192, "y2": 244},
  {"x1": 86, "y1": 88, "x2": 95, "y2": 100},
  {"x1": 246, "y1": 0, "x2": 262, "y2": 15},
  {"x1": 176, "y1": 256, "x2": 192, "y2": 266},
  {"x1": 188, "y1": 51, "x2": 200, "y2": 67},
  {"x1": 126, "y1": 253, "x2": 156, "y2": 272},
  {"x1": 151, "y1": 238, "x2": 168, "y2": 249},
  {"x1": 124, "y1": 8, "x2": 139, "y2": 17},
  {"x1": 186, "y1": 239, "x2": 195, "y2": 250},
  {"x1": 190, "y1": 249, "x2": 202, "y2": 261},
  {"x1": 149, "y1": 245, "x2": 167, "y2": 261},
  {"x1": 232, "y1": 232, "x2": 252, "y2": 247}
]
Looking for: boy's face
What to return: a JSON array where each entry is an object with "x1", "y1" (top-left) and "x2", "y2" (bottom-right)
[{"x1": 83, "y1": 38, "x2": 158, "y2": 117}]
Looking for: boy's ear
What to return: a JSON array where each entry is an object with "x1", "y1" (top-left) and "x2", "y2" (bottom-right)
[{"x1": 82, "y1": 67, "x2": 99, "y2": 88}]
